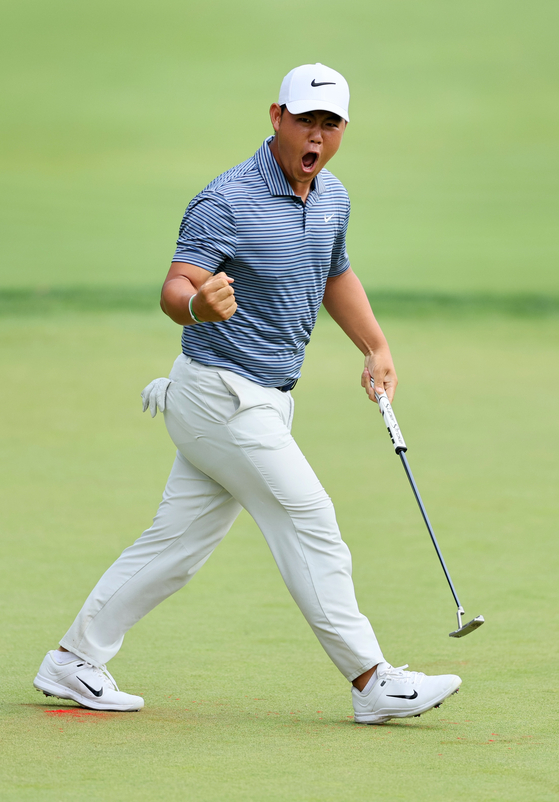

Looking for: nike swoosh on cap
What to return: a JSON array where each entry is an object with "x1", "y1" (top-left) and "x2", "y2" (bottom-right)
[
  {"x1": 77, "y1": 677, "x2": 104, "y2": 697},
  {"x1": 311, "y1": 80, "x2": 336, "y2": 87},
  {"x1": 386, "y1": 691, "x2": 419, "y2": 700}
]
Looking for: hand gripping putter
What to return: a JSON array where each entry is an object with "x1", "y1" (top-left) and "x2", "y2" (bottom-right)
[{"x1": 372, "y1": 384, "x2": 484, "y2": 637}]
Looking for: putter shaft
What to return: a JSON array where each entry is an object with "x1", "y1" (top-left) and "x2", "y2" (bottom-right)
[
  {"x1": 372, "y1": 383, "x2": 484, "y2": 636},
  {"x1": 398, "y1": 450, "x2": 462, "y2": 610}
]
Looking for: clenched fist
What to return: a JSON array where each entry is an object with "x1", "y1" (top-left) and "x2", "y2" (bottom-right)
[{"x1": 191, "y1": 272, "x2": 237, "y2": 323}]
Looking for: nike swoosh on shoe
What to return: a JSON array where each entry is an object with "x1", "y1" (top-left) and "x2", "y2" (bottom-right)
[{"x1": 77, "y1": 677, "x2": 104, "y2": 697}]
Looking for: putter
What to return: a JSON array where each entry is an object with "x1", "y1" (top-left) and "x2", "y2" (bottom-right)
[{"x1": 372, "y1": 382, "x2": 484, "y2": 638}]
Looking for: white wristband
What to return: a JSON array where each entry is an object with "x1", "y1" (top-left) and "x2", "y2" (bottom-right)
[{"x1": 188, "y1": 294, "x2": 203, "y2": 324}]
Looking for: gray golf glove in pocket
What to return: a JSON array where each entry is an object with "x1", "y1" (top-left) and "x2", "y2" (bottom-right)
[{"x1": 141, "y1": 377, "x2": 172, "y2": 418}]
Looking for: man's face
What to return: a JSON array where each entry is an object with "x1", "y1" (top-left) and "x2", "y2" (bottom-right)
[{"x1": 269, "y1": 104, "x2": 346, "y2": 192}]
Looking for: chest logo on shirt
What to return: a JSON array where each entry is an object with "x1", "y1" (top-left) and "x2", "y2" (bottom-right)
[{"x1": 324, "y1": 214, "x2": 334, "y2": 223}]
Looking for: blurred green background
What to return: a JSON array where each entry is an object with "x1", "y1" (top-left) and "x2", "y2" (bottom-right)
[
  {"x1": 1, "y1": 1, "x2": 558, "y2": 800},
  {"x1": 2, "y1": 0, "x2": 558, "y2": 297}
]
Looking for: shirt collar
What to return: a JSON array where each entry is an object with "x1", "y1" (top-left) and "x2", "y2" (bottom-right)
[{"x1": 255, "y1": 136, "x2": 326, "y2": 198}]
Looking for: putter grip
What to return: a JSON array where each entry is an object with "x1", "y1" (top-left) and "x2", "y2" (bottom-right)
[{"x1": 372, "y1": 383, "x2": 407, "y2": 453}]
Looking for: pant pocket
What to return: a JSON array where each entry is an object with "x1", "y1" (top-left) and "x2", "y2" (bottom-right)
[{"x1": 216, "y1": 370, "x2": 292, "y2": 450}]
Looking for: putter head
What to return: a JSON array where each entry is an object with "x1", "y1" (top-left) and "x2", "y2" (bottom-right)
[{"x1": 449, "y1": 614, "x2": 485, "y2": 638}]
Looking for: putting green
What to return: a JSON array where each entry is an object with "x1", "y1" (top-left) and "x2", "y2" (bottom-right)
[
  {"x1": 1, "y1": 312, "x2": 557, "y2": 801},
  {"x1": 2, "y1": 0, "x2": 557, "y2": 797}
]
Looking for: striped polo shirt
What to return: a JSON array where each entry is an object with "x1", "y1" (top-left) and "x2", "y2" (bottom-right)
[{"x1": 173, "y1": 135, "x2": 351, "y2": 387}]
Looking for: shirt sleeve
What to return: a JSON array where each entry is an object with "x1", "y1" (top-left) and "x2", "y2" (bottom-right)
[
  {"x1": 173, "y1": 193, "x2": 237, "y2": 272},
  {"x1": 328, "y1": 195, "x2": 351, "y2": 277}
]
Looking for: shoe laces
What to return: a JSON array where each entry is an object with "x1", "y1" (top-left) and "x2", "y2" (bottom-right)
[
  {"x1": 377, "y1": 663, "x2": 421, "y2": 685},
  {"x1": 80, "y1": 661, "x2": 119, "y2": 691}
]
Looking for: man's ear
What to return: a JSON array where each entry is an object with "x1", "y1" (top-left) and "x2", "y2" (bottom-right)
[{"x1": 269, "y1": 103, "x2": 282, "y2": 133}]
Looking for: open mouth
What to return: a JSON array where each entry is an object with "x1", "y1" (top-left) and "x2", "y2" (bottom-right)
[{"x1": 301, "y1": 152, "x2": 319, "y2": 173}]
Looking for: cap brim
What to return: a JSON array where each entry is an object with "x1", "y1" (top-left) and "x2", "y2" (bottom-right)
[{"x1": 286, "y1": 100, "x2": 349, "y2": 123}]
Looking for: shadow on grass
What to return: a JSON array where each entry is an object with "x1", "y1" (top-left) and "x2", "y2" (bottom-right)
[{"x1": 2, "y1": 286, "x2": 559, "y2": 318}]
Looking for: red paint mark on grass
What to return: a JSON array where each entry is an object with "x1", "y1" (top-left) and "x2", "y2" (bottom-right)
[{"x1": 45, "y1": 709, "x2": 111, "y2": 719}]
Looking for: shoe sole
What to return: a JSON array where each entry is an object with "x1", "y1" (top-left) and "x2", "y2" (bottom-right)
[
  {"x1": 33, "y1": 675, "x2": 143, "y2": 712},
  {"x1": 354, "y1": 684, "x2": 461, "y2": 725}
]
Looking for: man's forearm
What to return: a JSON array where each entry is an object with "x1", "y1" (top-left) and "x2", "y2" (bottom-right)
[
  {"x1": 160, "y1": 276, "x2": 197, "y2": 326},
  {"x1": 322, "y1": 268, "x2": 389, "y2": 355},
  {"x1": 323, "y1": 267, "x2": 397, "y2": 402}
]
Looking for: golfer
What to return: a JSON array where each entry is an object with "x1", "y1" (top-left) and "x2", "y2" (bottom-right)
[{"x1": 34, "y1": 63, "x2": 461, "y2": 724}]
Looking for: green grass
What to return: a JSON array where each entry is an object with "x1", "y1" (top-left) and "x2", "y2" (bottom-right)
[
  {"x1": 1, "y1": 0, "x2": 558, "y2": 797},
  {"x1": 1, "y1": 313, "x2": 558, "y2": 800},
  {"x1": 3, "y1": 285, "x2": 559, "y2": 318}
]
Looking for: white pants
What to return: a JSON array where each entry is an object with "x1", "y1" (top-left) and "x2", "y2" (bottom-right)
[{"x1": 61, "y1": 355, "x2": 384, "y2": 681}]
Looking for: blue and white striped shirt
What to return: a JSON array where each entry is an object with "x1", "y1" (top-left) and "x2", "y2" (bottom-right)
[{"x1": 173, "y1": 136, "x2": 351, "y2": 387}]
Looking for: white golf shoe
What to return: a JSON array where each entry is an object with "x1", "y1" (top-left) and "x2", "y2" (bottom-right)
[
  {"x1": 352, "y1": 662, "x2": 461, "y2": 724},
  {"x1": 34, "y1": 651, "x2": 144, "y2": 712}
]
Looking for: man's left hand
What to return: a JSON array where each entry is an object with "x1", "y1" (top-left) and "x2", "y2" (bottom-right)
[{"x1": 361, "y1": 349, "x2": 398, "y2": 404}]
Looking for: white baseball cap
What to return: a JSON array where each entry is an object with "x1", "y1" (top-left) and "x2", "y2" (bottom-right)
[{"x1": 278, "y1": 63, "x2": 350, "y2": 123}]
